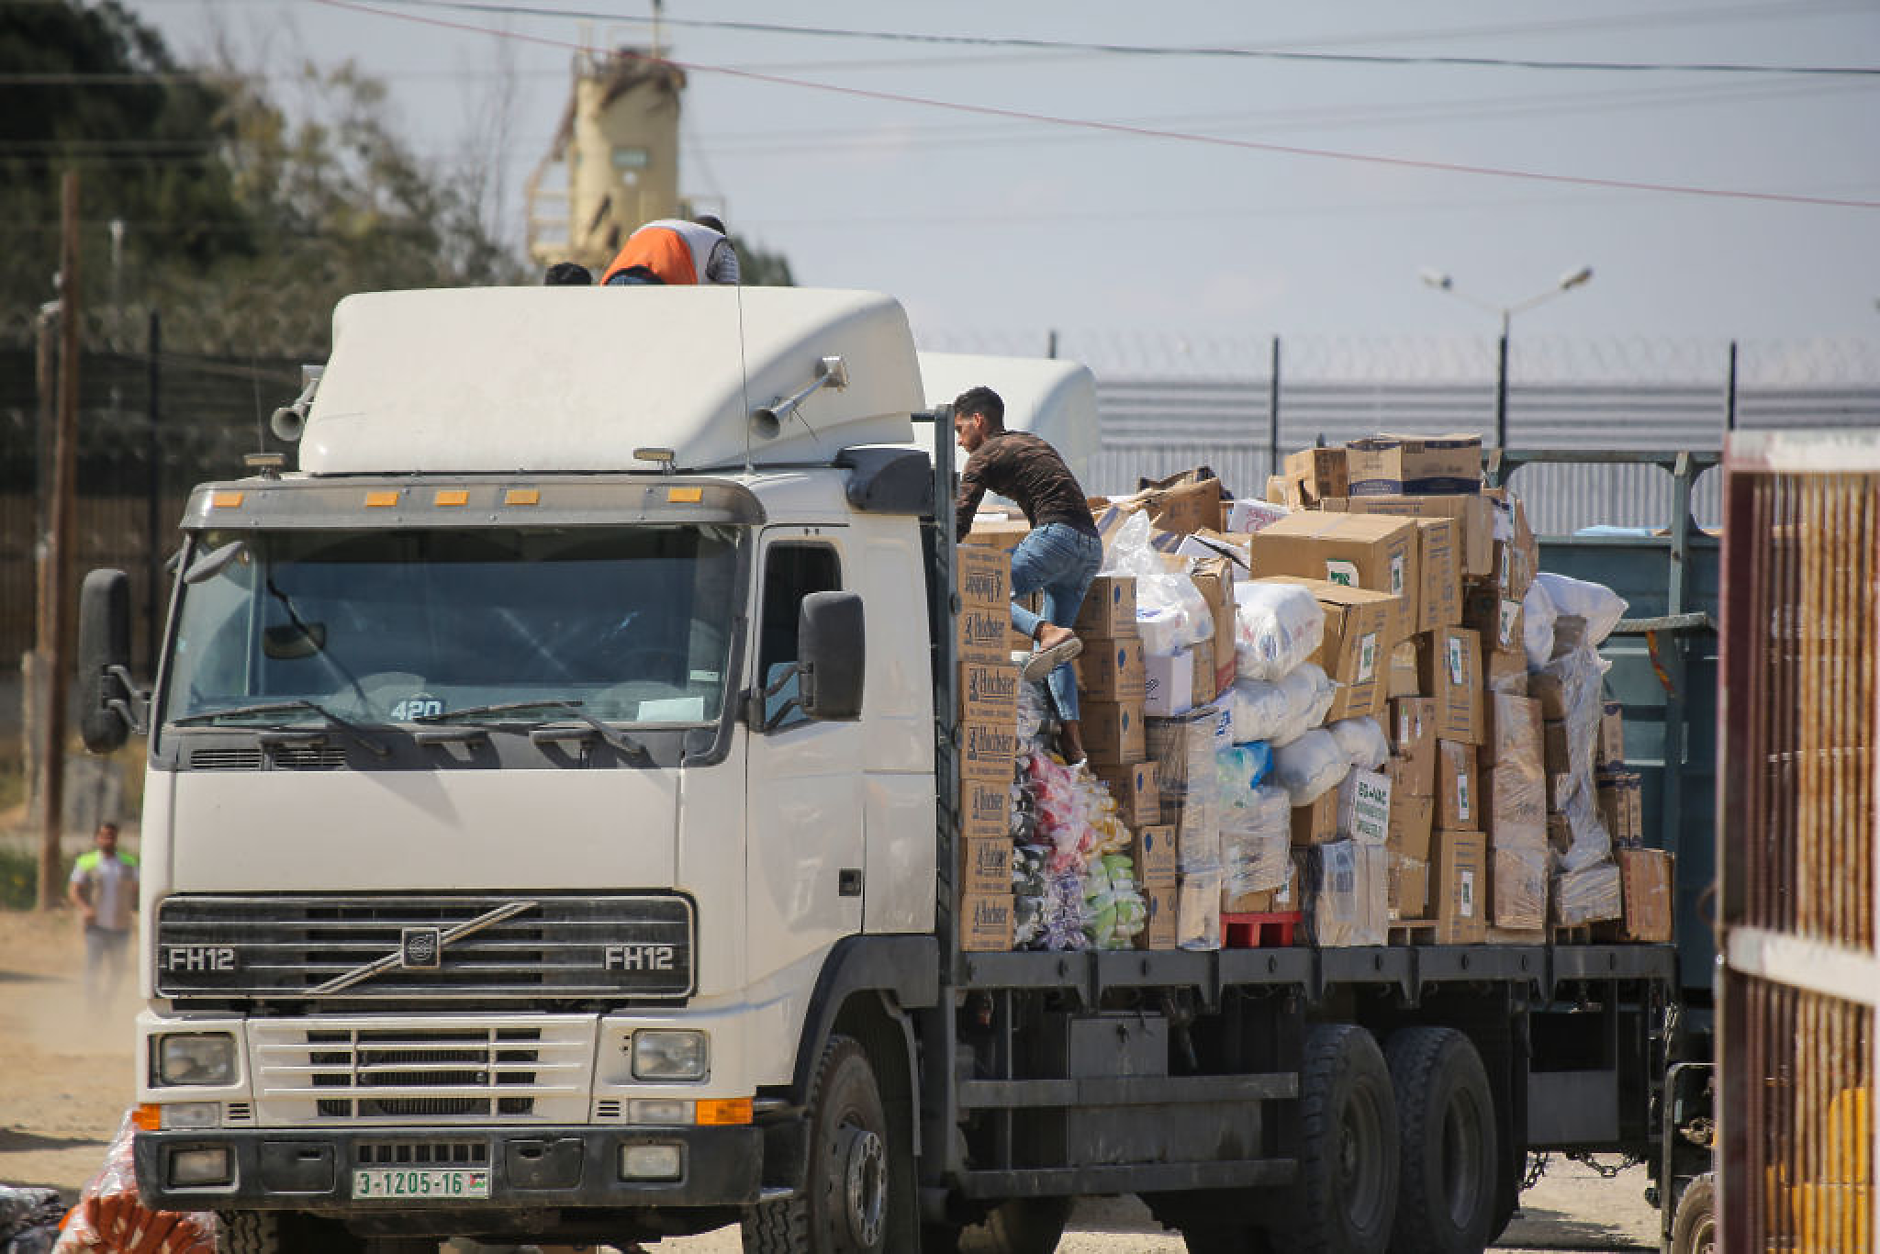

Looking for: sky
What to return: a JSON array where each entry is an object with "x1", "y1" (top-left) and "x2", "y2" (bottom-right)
[{"x1": 121, "y1": 0, "x2": 1880, "y2": 365}]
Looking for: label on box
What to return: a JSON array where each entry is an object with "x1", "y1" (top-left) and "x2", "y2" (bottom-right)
[
  {"x1": 1500, "y1": 544, "x2": 1512, "y2": 589},
  {"x1": 960, "y1": 838, "x2": 1014, "y2": 896},
  {"x1": 959, "y1": 720, "x2": 1019, "y2": 781},
  {"x1": 1456, "y1": 771, "x2": 1473, "y2": 825},
  {"x1": 1357, "y1": 632, "x2": 1378, "y2": 683},
  {"x1": 961, "y1": 892, "x2": 1014, "y2": 951},
  {"x1": 958, "y1": 661, "x2": 1020, "y2": 724},
  {"x1": 1458, "y1": 869, "x2": 1476, "y2": 918},
  {"x1": 1341, "y1": 769, "x2": 1392, "y2": 845},
  {"x1": 1325, "y1": 559, "x2": 1358, "y2": 587},
  {"x1": 1447, "y1": 635, "x2": 1465, "y2": 686},
  {"x1": 1389, "y1": 554, "x2": 1405, "y2": 597},
  {"x1": 1498, "y1": 599, "x2": 1519, "y2": 648},
  {"x1": 957, "y1": 605, "x2": 1009, "y2": 663},
  {"x1": 960, "y1": 777, "x2": 1012, "y2": 841}
]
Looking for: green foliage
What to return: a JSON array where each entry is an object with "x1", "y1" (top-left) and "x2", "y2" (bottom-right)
[
  {"x1": 0, "y1": 846, "x2": 45, "y2": 911},
  {"x1": 731, "y1": 234, "x2": 795, "y2": 287}
]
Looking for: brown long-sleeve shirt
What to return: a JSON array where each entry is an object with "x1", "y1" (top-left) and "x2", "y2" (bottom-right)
[{"x1": 954, "y1": 431, "x2": 1097, "y2": 543}]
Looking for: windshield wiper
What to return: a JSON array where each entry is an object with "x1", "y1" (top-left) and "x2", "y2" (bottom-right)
[
  {"x1": 172, "y1": 699, "x2": 392, "y2": 758},
  {"x1": 414, "y1": 700, "x2": 649, "y2": 759}
]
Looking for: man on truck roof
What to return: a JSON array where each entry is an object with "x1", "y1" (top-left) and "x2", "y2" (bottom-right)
[
  {"x1": 601, "y1": 214, "x2": 741, "y2": 286},
  {"x1": 954, "y1": 384, "x2": 1103, "y2": 765}
]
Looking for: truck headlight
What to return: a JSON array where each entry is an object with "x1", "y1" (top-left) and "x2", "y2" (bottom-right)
[
  {"x1": 156, "y1": 1033, "x2": 237, "y2": 1086},
  {"x1": 631, "y1": 1030, "x2": 708, "y2": 1081}
]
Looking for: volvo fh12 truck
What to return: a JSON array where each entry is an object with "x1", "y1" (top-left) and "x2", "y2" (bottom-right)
[{"x1": 80, "y1": 286, "x2": 1701, "y2": 1254}]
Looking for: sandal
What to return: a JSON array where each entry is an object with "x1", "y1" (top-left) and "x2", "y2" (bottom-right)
[{"x1": 1021, "y1": 635, "x2": 1083, "y2": 682}]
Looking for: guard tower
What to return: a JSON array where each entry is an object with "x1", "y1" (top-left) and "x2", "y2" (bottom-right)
[{"x1": 526, "y1": 48, "x2": 686, "y2": 272}]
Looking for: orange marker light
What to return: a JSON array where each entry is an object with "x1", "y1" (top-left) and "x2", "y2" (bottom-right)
[
  {"x1": 694, "y1": 1098, "x2": 753, "y2": 1126},
  {"x1": 667, "y1": 487, "x2": 704, "y2": 504},
  {"x1": 434, "y1": 490, "x2": 469, "y2": 507},
  {"x1": 504, "y1": 488, "x2": 540, "y2": 506},
  {"x1": 365, "y1": 490, "x2": 399, "y2": 508},
  {"x1": 133, "y1": 1103, "x2": 162, "y2": 1131},
  {"x1": 211, "y1": 491, "x2": 244, "y2": 509}
]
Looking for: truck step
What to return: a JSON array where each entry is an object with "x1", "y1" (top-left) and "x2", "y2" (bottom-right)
[{"x1": 1221, "y1": 911, "x2": 1303, "y2": 948}]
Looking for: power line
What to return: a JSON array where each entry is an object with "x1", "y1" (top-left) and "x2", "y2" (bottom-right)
[
  {"x1": 311, "y1": 0, "x2": 1880, "y2": 211},
  {"x1": 360, "y1": 0, "x2": 1880, "y2": 78}
]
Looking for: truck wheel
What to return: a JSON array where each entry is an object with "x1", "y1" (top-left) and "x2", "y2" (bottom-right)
[
  {"x1": 1385, "y1": 1028, "x2": 1498, "y2": 1254},
  {"x1": 1669, "y1": 1172, "x2": 1716, "y2": 1254},
  {"x1": 216, "y1": 1211, "x2": 365, "y2": 1254},
  {"x1": 744, "y1": 1035, "x2": 900, "y2": 1254},
  {"x1": 1279, "y1": 1024, "x2": 1399, "y2": 1254}
]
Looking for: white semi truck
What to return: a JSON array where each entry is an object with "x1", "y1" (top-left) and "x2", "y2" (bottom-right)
[{"x1": 79, "y1": 286, "x2": 1690, "y2": 1254}]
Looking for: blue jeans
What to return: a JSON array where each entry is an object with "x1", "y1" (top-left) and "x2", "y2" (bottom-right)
[{"x1": 1009, "y1": 523, "x2": 1104, "y2": 724}]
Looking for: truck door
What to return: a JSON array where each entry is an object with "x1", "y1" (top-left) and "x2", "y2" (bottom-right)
[{"x1": 743, "y1": 529, "x2": 866, "y2": 978}]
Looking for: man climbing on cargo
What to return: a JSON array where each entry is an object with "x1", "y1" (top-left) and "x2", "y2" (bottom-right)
[
  {"x1": 954, "y1": 385, "x2": 1103, "y2": 765},
  {"x1": 600, "y1": 214, "x2": 741, "y2": 286}
]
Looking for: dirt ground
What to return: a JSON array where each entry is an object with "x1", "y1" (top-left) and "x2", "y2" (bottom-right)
[{"x1": 0, "y1": 906, "x2": 1660, "y2": 1251}]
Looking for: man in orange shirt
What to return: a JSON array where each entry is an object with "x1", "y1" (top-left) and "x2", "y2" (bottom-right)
[{"x1": 601, "y1": 215, "x2": 741, "y2": 286}]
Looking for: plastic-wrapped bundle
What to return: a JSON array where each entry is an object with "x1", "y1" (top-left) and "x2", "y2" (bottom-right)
[
  {"x1": 1305, "y1": 841, "x2": 1387, "y2": 947},
  {"x1": 0, "y1": 1187, "x2": 64, "y2": 1254},
  {"x1": 51, "y1": 1113, "x2": 217, "y2": 1253},
  {"x1": 1327, "y1": 716, "x2": 1390, "y2": 771},
  {"x1": 1177, "y1": 867, "x2": 1223, "y2": 950},
  {"x1": 1105, "y1": 511, "x2": 1213, "y2": 648},
  {"x1": 1083, "y1": 853, "x2": 1147, "y2": 949},
  {"x1": 1215, "y1": 742, "x2": 1273, "y2": 798},
  {"x1": 1233, "y1": 580, "x2": 1325, "y2": 682},
  {"x1": 1228, "y1": 663, "x2": 1334, "y2": 747},
  {"x1": 1222, "y1": 785, "x2": 1291, "y2": 901},
  {"x1": 1492, "y1": 844, "x2": 1549, "y2": 931},
  {"x1": 1033, "y1": 869, "x2": 1092, "y2": 951},
  {"x1": 1016, "y1": 677, "x2": 1052, "y2": 745},
  {"x1": 1023, "y1": 753, "x2": 1098, "y2": 874},
  {"x1": 1011, "y1": 843, "x2": 1049, "y2": 948},
  {"x1": 1554, "y1": 861, "x2": 1624, "y2": 925},
  {"x1": 1270, "y1": 728, "x2": 1350, "y2": 806},
  {"x1": 1535, "y1": 572, "x2": 1628, "y2": 647},
  {"x1": 1557, "y1": 786, "x2": 1613, "y2": 873},
  {"x1": 1522, "y1": 580, "x2": 1558, "y2": 671}
]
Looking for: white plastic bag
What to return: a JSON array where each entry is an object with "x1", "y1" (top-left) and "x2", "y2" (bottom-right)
[
  {"x1": 1228, "y1": 663, "x2": 1334, "y2": 747},
  {"x1": 1106, "y1": 511, "x2": 1212, "y2": 648},
  {"x1": 1270, "y1": 728, "x2": 1350, "y2": 806},
  {"x1": 1328, "y1": 716, "x2": 1390, "y2": 771},
  {"x1": 1534, "y1": 572, "x2": 1628, "y2": 647},
  {"x1": 1522, "y1": 581, "x2": 1558, "y2": 671},
  {"x1": 1233, "y1": 581, "x2": 1325, "y2": 682}
]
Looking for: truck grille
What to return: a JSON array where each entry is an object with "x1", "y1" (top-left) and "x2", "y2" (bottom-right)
[
  {"x1": 156, "y1": 894, "x2": 694, "y2": 1001},
  {"x1": 251, "y1": 1016, "x2": 594, "y2": 1125}
]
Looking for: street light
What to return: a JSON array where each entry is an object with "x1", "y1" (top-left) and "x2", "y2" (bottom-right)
[{"x1": 1420, "y1": 265, "x2": 1594, "y2": 447}]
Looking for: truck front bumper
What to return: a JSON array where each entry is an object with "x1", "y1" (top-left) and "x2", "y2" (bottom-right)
[{"x1": 133, "y1": 1124, "x2": 766, "y2": 1215}]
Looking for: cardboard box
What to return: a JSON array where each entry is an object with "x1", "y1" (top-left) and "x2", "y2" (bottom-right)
[
  {"x1": 957, "y1": 604, "x2": 1010, "y2": 665},
  {"x1": 1130, "y1": 822, "x2": 1178, "y2": 887},
  {"x1": 1546, "y1": 813, "x2": 1573, "y2": 858},
  {"x1": 1074, "y1": 574, "x2": 1138, "y2": 638},
  {"x1": 955, "y1": 543, "x2": 1011, "y2": 607},
  {"x1": 1325, "y1": 494, "x2": 1498, "y2": 579},
  {"x1": 1418, "y1": 627, "x2": 1484, "y2": 744},
  {"x1": 1430, "y1": 829, "x2": 1487, "y2": 944},
  {"x1": 1188, "y1": 556, "x2": 1237, "y2": 697},
  {"x1": 1436, "y1": 740, "x2": 1478, "y2": 832},
  {"x1": 1096, "y1": 761, "x2": 1160, "y2": 829},
  {"x1": 1490, "y1": 845, "x2": 1548, "y2": 931},
  {"x1": 1554, "y1": 862, "x2": 1624, "y2": 926},
  {"x1": 959, "y1": 719, "x2": 1020, "y2": 782},
  {"x1": 1225, "y1": 887, "x2": 1276, "y2": 915},
  {"x1": 1304, "y1": 841, "x2": 1388, "y2": 946},
  {"x1": 1625, "y1": 775, "x2": 1644, "y2": 844},
  {"x1": 1388, "y1": 853, "x2": 1430, "y2": 922},
  {"x1": 1176, "y1": 868, "x2": 1224, "y2": 948},
  {"x1": 1247, "y1": 512, "x2": 1419, "y2": 642},
  {"x1": 960, "y1": 837, "x2": 1014, "y2": 896},
  {"x1": 961, "y1": 517, "x2": 1030, "y2": 554},
  {"x1": 1192, "y1": 641, "x2": 1219, "y2": 706},
  {"x1": 1387, "y1": 640, "x2": 1421, "y2": 698},
  {"x1": 959, "y1": 776, "x2": 1013, "y2": 841},
  {"x1": 1464, "y1": 583, "x2": 1524, "y2": 661},
  {"x1": 1141, "y1": 883, "x2": 1178, "y2": 949},
  {"x1": 1168, "y1": 798, "x2": 1223, "y2": 875},
  {"x1": 1481, "y1": 694, "x2": 1543, "y2": 772},
  {"x1": 1076, "y1": 636, "x2": 1147, "y2": 700},
  {"x1": 1284, "y1": 447, "x2": 1349, "y2": 509},
  {"x1": 1485, "y1": 648, "x2": 1528, "y2": 697},
  {"x1": 1146, "y1": 705, "x2": 1222, "y2": 801},
  {"x1": 1598, "y1": 702, "x2": 1626, "y2": 766},
  {"x1": 1386, "y1": 791, "x2": 1435, "y2": 862},
  {"x1": 1083, "y1": 699, "x2": 1147, "y2": 766},
  {"x1": 1338, "y1": 769, "x2": 1392, "y2": 845},
  {"x1": 1416, "y1": 519, "x2": 1462, "y2": 632},
  {"x1": 1610, "y1": 848, "x2": 1674, "y2": 942},
  {"x1": 1143, "y1": 649, "x2": 1194, "y2": 718},
  {"x1": 1259, "y1": 575, "x2": 1397, "y2": 722},
  {"x1": 1391, "y1": 697, "x2": 1438, "y2": 791},
  {"x1": 958, "y1": 660, "x2": 1021, "y2": 726},
  {"x1": 960, "y1": 892, "x2": 1014, "y2": 951},
  {"x1": 1345, "y1": 432, "x2": 1482, "y2": 496},
  {"x1": 1529, "y1": 672, "x2": 1570, "y2": 721},
  {"x1": 1292, "y1": 791, "x2": 1339, "y2": 846},
  {"x1": 1145, "y1": 472, "x2": 1226, "y2": 537},
  {"x1": 1487, "y1": 764, "x2": 1548, "y2": 850}
]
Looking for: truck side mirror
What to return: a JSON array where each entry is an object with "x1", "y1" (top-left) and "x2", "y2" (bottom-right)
[
  {"x1": 797, "y1": 591, "x2": 865, "y2": 721},
  {"x1": 78, "y1": 568, "x2": 147, "y2": 751}
]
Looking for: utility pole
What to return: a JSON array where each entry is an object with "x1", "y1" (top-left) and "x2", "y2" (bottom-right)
[{"x1": 37, "y1": 172, "x2": 81, "y2": 911}]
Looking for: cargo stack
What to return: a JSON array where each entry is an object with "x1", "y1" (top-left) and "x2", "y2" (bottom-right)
[
  {"x1": 1533, "y1": 609, "x2": 1625, "y2": 929},
  {"x1": 953, "y1": 545, "x2": 1021, "y2": 951}
]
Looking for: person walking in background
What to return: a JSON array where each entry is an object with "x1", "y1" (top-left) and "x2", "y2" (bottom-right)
[
  {"x1": 953, "y1": 385, "x2": 1103, "y2": 765},
  {"x1": 67, "y1": 821, "x2": 137, "y2": 1004},
  {"x1": 600, "y1": 215, "x2": 741, "y2": 286}
]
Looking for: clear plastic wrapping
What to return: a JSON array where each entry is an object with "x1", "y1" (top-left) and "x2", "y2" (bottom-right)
[
  {"x1": 1270, "y1": 728, "x2": 1351, "y2": 806},
  {"x1": 1082, "y1": 853, "x2": 1147, "y2": 949},
  {"x1": 1522, "y1": 580, "x2": 1557, "y2": 670},
  {"x1": 1220, "y1": 783, "x2": 1291, "y2": 896},
  {"x1": 1491, "y1": 844, "x2": 1549, "y2": 931},
  {"x1": 1106, "y1": 510, "x2": 1213, "y2": 649},
  {"x1": 1305, "y1": 841, "x2": 1387, "y2": 947},
  {"x1": 1232, "y1": 580, "x2": 1326, "y2": 682},
  {"x1": 1177, "y1": 868, "x2": 1224, "y2": 950},
  {"x1": 0, "y1": 1186, "x2": 64, "y2": 1254},
  {"x1": 1328, "y1": 716, "x2": 1390, "y2": 770},
  {"x1": 52, "y1": 1114, "x2": 216, "y2": 1253},
  {"x1": 1554, "y1": 861, "x2": 1624, "y2": 925}
]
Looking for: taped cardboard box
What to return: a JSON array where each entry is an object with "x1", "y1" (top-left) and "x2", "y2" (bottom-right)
[
  {"x1": 1074, "y1": 575, "x2": 1138, "y2": 638},
  {"x1": 1305, "y1": 840, "x2": 1388, "y2": 947},
  {"x1": 960, "y1": 892, "x2": 1015, "y2": 951},
  {"x1": 955, "y1": 543, "x2": 1012, "y2": 608},
  {"x1": 1417, "y1": 627, "x2": 1484, "y2": 744},
  {"x1": 1553, "y1": 862, "x2": 1624, "y2": 926},
  {"x1": 1416, "y1": 518, "x2": 1462, "y2": 632},
  {"x1": 1130, "y1": 822, "x2": 1178, "y2": 887},
  {"x1": 1437, "y1": 740, "x2": 1479, "y2": 832},
  {"x1": 1386, "y1": 789, "x2": 1435, "y2": 863},
  {"x1": 1598, "y1": 702, "x2": 1626, "y2": 766},
  {"x1": 1487, "y1": 764, "x2": 1548, "y2": 850},
  {"x1": 1463, "y1": 583, "x2": 1524, "y2": 662},
  {"x1": 1284, "y1": 447, "x2": 1349, "y2": 509},
  {"x1": 957, "y1": 604, "x2": 1010, "y2": 665},
  {"x1": 1345, "y1": 432, "x2": 1483, "y2": 496},
  {"x1": 1481, "y1": 693, "x2": 1543, "y2": 773},
  {"x1": 1338, "y1": 768, "x2": 1392, "y2": 845},
  {"x1": 962, "y1": 516, "x2": 1030, "y2": 555},
  {"x1": 1097, "y1": 761, "x2": 1160, "y2": 829},
  {"x1": 1143, "y1": 649, "x2": 1194, "y2": 718},
  {"x1": 1246, "y1": 512, "x2": 1420, "y2": 643},
  {"x1": 1325, "y1": 494, "x2": 1497, "y2": 580},
  {"x1": 1292, "y1": 790, "x2": 1339, "y2": 847},
  {"x1": 1259, "y1": 575, "x2": 1397, "y2": 722},
  {"x1": 1390, "y1": 697, "x2": 1438, "y2": 793},
  {"x1": 1388, "y1": 853, "x2": 1430, "y2": 922},
  {"x1": 1485, "y1": 648, "x2": 1528, "y2": 697},
  {"x1": 1141, "y1": 883, "x2": 1178, "y2": 950},
  {"x1": 1490, "y1": 844, "x2": 1548, "y2": 931},
  {"x1": 960, "y1": 837, "x2": 1015, "y2": 896},
  {"x1": 1137, "y1": 469, "x2": 1226, "y2": 537},
  {"x1": 1429, "y1": 828, "x2": 1487, "y2": 944},
  {"x1": 1083, "y1": 699, "x2": 1147, "y2": 766},
  {"x1": 958, "y1": 660, "x2": 1021, "y2": 726},
  {"x1": 959, "y1": 776, "x2": 1013, "y2": 842},
  {"x1": 960, "y1": 719, "x2": 1020, "y2": 782},
  {"x1": 1608, "y1": 848, "x2": 1674, "y2": 943},
  {"x1": 1387, "y1": 640, "x2": 1421, "y2": 698},
  {"x1": 1188, "y1": 556, "x2": 1238, "y2": 696},
  {"x1": 1077, "y1": 636, "x2": 1147, "y2": 701}
]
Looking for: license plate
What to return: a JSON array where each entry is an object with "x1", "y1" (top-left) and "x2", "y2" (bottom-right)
[{"x1": 352, "y1": 1167, "x2": 490, "y2": 1200}]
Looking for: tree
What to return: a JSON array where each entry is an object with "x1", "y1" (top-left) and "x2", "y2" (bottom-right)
[{"x1": 730, "y1": 233, "x2": 794, "y2": 287}]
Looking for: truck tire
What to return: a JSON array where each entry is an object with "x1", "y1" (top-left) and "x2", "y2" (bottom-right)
[
  {"x1": 1277, "y1": 1024, "x2": 1399, "y2": 1254},
  {"x1": 1385, "y1": 1028, "x2": 1498, "y2": 1254},
  {"x1": 216, "y1": 1211, "x2": 365, "y2": 1254},
  {"x1": 1669, "y1": 1172, "x2": 1716, "y2": 1254},
  {"x1": 744, "y1": 1035, "x2": 900, "y2": 1254}
]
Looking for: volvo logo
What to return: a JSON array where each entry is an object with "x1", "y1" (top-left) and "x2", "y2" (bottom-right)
[{"x1": 401, "y1": 927, "x2": 442, "y2": 969}]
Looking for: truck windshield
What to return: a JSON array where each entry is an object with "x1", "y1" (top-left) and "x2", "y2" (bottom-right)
[{"x1": 160, "y1": 525, "x2": 740, "y2": 732}]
